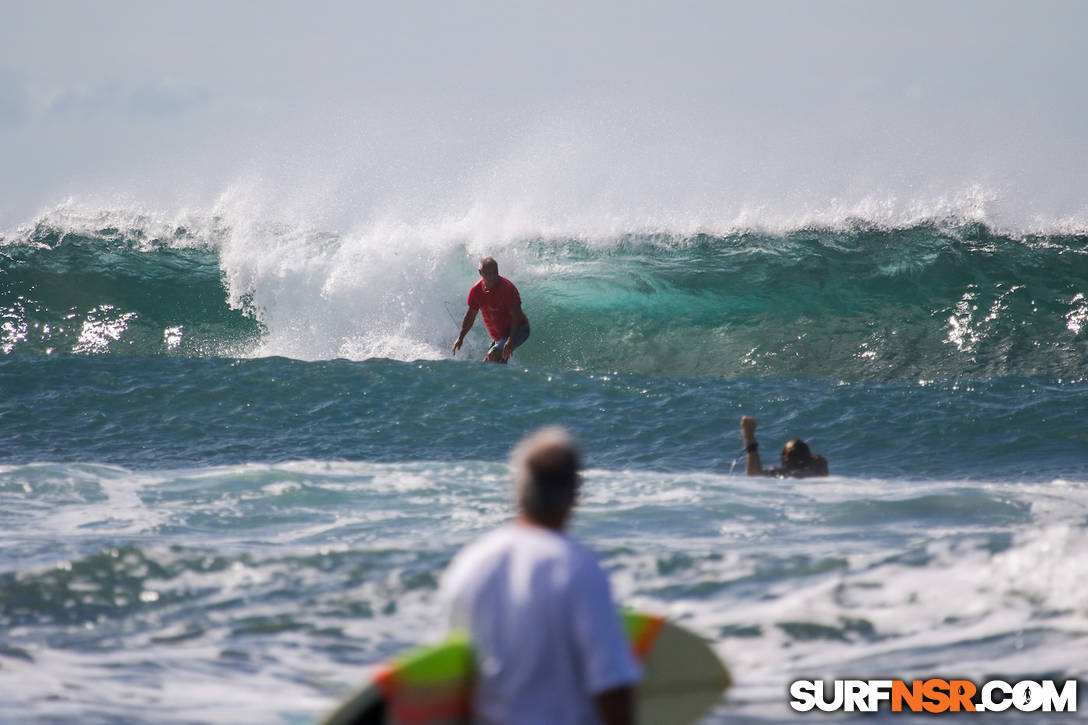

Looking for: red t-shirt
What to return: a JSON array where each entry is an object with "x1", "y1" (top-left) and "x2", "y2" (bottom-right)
[{"x1": 468, "y1": 277, "x2": 529, "y2": 341}]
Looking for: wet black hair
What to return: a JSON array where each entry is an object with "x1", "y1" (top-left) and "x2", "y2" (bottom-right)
[{"x1": 781, "y1": 439, "x2": 813, "y2": 469}]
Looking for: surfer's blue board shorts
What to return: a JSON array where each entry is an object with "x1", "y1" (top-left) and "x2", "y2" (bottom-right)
[{"x1": 488, "y1": 325, "x2": 530, "y2": 356}]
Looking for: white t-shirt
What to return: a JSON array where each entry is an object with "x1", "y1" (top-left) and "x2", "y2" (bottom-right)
[{"x1": 439, "y1": 522, "x2": 642, "y2": 725}]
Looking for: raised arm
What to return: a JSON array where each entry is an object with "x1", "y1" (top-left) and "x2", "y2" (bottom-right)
[
  {"x1": 452, "y1": 307, "x2": 478, "y2": 355},
  {"x1": 741, "y1": 416, "x2": 765, "y2": 476}
]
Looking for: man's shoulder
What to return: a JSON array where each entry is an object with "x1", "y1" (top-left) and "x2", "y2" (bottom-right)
[
  {"x1": 466, "y1": 279, "x2": 486, "y2": 307},
  {"x1": 498, "y1": 276, "x2": 520, "y2": 296},
  {"x1": 451, "y1": 523, "x2": 516, "y2": 561},
  {"x1": 441, "y1": 525, "x2": 512, "y2": 592},
  {"x1": 459, "y1": 524, "x2": 597, "y2": 566},
  {"x1": 534, "y1": 530, "x2": 607, "y2": 580}
]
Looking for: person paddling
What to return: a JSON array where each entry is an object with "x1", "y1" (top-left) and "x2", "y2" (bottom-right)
[{"x1": 740, "y1": 416, "x2": 828, "y2": 478}]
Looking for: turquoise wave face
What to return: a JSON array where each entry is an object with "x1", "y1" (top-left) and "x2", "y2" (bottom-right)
[
  {"x1": 521, "y1": 226, "x2": 1088, "y2": 379},
  {"x1": 3, "y1": 219, "x2": 1086, "y2": 380},
  {"x1": 0, "y1": 225, "x2": 263, "y2": 356}
]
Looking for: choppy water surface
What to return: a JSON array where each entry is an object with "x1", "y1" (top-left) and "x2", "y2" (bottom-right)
[{"x1": 2, "y1": 211, "x2": 1086, "y2": 723}]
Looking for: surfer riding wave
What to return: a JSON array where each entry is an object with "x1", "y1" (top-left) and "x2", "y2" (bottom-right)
[{"x1": 452, "y1": 257, "x2": 530, "y2": 363}]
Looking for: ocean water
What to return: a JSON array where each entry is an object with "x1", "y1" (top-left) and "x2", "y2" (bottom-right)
[{"x1": 1, "y1": 208, "x2": 1087, "y2": 723}]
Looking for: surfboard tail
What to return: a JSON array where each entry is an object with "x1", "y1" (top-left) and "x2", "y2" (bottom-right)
[{"x1": 623, "y1": 611, "x2": 732, "y2": 725}]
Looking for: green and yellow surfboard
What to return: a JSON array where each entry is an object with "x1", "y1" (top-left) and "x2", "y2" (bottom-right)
[{"x1": 320, "y1": 611, "x2": 731, "y2": 725}]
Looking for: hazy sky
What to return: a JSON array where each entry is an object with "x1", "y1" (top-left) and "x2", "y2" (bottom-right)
[{"x1": 2, "y1": 0, "x2": 1087, "y2": 231}]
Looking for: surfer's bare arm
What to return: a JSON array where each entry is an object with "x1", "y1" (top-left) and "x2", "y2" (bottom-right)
[
  {"x1": 452, "y1": 308, "x2": 478, "y2": 355},
  {"x1": 501, "y1": 303, "x2": 524, "y2": 360},
  {"x1": 594, "y1": 685, "x2": 635, "y2": 725},
  {"x1": 741, "y1": 416, "x2": 766, "y2": 476}
]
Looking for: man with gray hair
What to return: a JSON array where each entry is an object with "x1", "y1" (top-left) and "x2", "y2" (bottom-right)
[{"x1": 439, "y1": 427, "x2": 640, "y2": 725}]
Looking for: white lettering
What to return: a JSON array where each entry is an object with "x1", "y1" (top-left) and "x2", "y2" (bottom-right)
[
  {"x1": 1041, "y1": 680, "x2": 1077, "y2": 712},
  {"x1": 789, "y1": 680, "x2": 817, "y2": 712},
  {"x1": 845, "y1": 680, "x2": 869, "y2": 712},
  {"x1": 868, "y1": 680, "x2": 893, "y2": 711},
  {"x1": 790, "y1": 677, "x2": 1076, "y2": 714},
  {"x1": 816, "y1": 680, "x2": 844, "y2": 712},
  {"x1": 982, "y1": 680, "x2": 1012, "y2": 712},
  {"x1": 1013, "y1": 680, "x2": 1043, "y2": 712}
]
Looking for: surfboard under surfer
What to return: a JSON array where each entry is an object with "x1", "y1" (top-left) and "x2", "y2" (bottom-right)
[{"x1": 451, "y1": 257, "x2": 530, "y2": 363}]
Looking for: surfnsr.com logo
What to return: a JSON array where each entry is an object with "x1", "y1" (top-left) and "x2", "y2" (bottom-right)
[{"x1": 789, "y1": 679, "x2": 1078, "y2": 713}]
